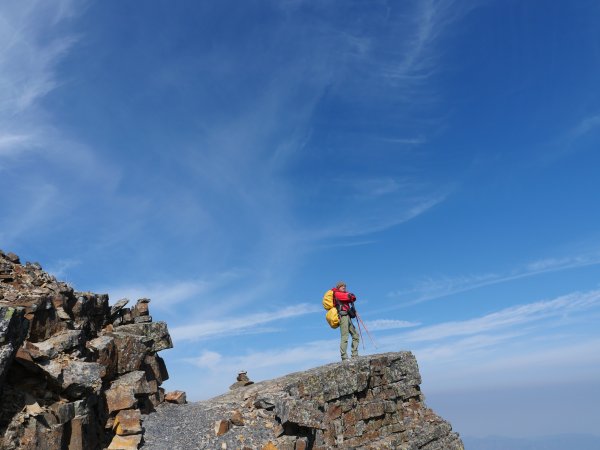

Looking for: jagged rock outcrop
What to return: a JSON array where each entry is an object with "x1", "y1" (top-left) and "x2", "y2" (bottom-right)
[
  {"x1": 1, "y1": 249, "x2": 463, "y2": 449},
  {"x1": 142, "y1": 352, "x2": 464, "y2": 449},
  {"x1": 0, "y1": 250, "x2": 175, "y2": 450}
]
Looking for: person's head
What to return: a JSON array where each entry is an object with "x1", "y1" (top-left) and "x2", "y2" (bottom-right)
[{"x1": 336, "y1": 281, "x2": 347, "y2": 292}]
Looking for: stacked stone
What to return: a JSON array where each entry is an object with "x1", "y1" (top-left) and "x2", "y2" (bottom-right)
[
  {"x1": 0, "y1": 250, "x2": 177, "y2": 450},
  {"x1": 142, "y1": 352, "x2": 464, "y2": 450}
]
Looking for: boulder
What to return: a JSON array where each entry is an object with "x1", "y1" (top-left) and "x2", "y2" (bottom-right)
[
  {"x1": 142, "y1": 353, "x2": 169, "y2": 384},
  {"x1": 86, "y1": 335, "x2": 117, "y2": 379},
  {"x1": 131, "y1": 299, "x2": 150, "y2": 318},
  {"x1": 28, "y1": 330, "x2": 82, "y2": 360},
  {"x1": 113, "y1": 409, "x2": 142, "y2": 436},
  {"x1": 108, "y1": 333, "x2": 147, "y2": 375},
  {"x1": 214, "y1": 419, "x2": 230, "y2": 436},
  {"x1": 61, "y1": 361, "x2": 105, "y2": 397},
  {"x1": 105, "y1": 371, "x2": 154, "y2": 414},
  {"x1": 164, "y1": 390, "x2": 186, "y2": 404},
  {"x1": 113, "y1": 322, "x2": 173, "y2": 352},
  {"x1": 110, "y1": 298, "x2": 129, "y2": 316},
  {"x1": 107, "y1": 433, "x2": 142, "y2": 450}
]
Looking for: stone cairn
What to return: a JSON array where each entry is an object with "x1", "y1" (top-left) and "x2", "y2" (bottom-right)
[{"x1": 0, "y1": 250, "x2": 184, "y2": 450}]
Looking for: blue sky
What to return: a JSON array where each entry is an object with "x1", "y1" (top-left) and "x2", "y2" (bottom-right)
[{"x1": 2, "y1": 0, "x2": 600, "y2": 441}]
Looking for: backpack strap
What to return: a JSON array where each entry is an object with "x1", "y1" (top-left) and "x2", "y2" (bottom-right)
[{"x1": 333, "y1": 289, "x2": 341, "y2": 312}]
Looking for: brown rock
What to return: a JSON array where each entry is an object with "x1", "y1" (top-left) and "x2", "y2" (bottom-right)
[
  {"x1": 327, "y1": 404, "x2": 341, "y2": 420},
  {"x1": 230, "y1": 409, "x2": 244, "y2": 426},
  {"x1": 359, "y1": 401, "x2": 385, "y2": 420},
  {"x1": 6, "y1": 252, "x2": 20, "y2": 264},
  {"x1": 86, "y1": 335, "x2": 117, "y2": 379},
  {"x1": 114, "y1": 409, "x2": 142, "y2": 436},
  {"x1": 214, "y1": 419, "x2": 230, "y2": 436},
  {"x1": 147, "y1": 388, "x2": 165, "y2": 408},
  {"x1": 109, "y1": 332, "x2": 147, "y2": 375},
  {"x1": 164, "y1": 390, "x2": 186, "y2": 404},
  {"x1": 142, "y1": 353, "x2": 169, "y2": 384},
  {"x1": 262, "y1": 442, "x2": 278, "y2": 450},
  {"x1": 69, "y1": 415, "x2": 84, "y2": 450},
  {"x1": 107, "y1": 433, "x2": 142, "y2": 450},
  {"x1": 110, "y1": 298, "x2": 129, "y2": 316},
  {"x1": 105, "y1": 371, "x2": 153, "y2": 414},
  {"x1": 133, "y1": 298, "x2": 150, "y2": 316},
  {"x1": 295, "y1": 437, "x2": 308, "y2": 450},
  {"x1": 105, "y1": 384, "x2": 137, "y2": 414}
]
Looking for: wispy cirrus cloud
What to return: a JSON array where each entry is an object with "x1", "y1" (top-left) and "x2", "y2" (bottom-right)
[
  {"x1": 542, "y1": 111, "x2": 600, "y2": 164},
  {"x1": 0, "y1": 1, "x2": 79, "y2": 115},
  {"x1": 0, "y1": 1, "x2": 124, "y2": 249},
  {"x1": 382, "y1": 0, "x2": 461, "y2": 83},
  {"x1": 96, "y1": 269, "x2": 247, "y2": 314},
  {"x1": 402, "y1": 289, "x2": 600, "y2": 343},
  {"x1": 379, "y1": 136, "x2": 426, "y2": 145},
  {"x1": 570, "y1": 113, "x2": 600, "y2": 140},
  {"x1": 305, "y1": 191, "x2": 449, "y2": 242},
  {"x1": 177, "y1": 287, "x2": 600, "y2": 400},
  {"x1": 387, "y1": 252, "x2": 600, "y2": 305},
  {"x1": 365, "y1": 319, "x2": 421, "y2": 331},
  {"x1": 171, "y1": 303, "x2": 321, "y2": 342},
  {"x1": 0, "y1": 134, "x2": 35, "y2": 157},
  {"x1": 371, "y1": 289, "x2": 600, "y2": 392}
]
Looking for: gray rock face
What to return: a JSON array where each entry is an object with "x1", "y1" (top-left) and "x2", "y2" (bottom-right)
[
  {"x1": 142, "y1": 352, "x2": 464, "y2": 450},
  {"x1": 29, "y1": 330, "x2": 83, "y2": 360},
  {"x1": 115, "y1": 322, "x2": 173, "y2": 352}
]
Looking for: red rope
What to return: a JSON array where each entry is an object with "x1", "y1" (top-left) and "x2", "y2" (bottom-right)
[{"x1": 356, "y1": 311, "x2": 377, "y2": 349}]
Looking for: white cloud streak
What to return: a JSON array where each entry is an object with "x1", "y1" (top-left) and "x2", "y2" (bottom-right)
[
  {"x1": 171, "y1": 303, "x2": 321, "y2": 342},
  {"x1": 388, "y1": 253, "x2": 600, "y2": 305},
  {"x1": 571, "y1": 114, "x2": 600, "y2": 139},
  {"x1": 0, "y1": 1, "x2": 78, "y2": 114},
  {"x1": 366, "y1": 319, "x2": 421, "y2": 331},
  {"x1": 420, "y1": 338, "x2": 600, "y2": 393},
  {"x1": 0, "y1": 1, "x2": 124, "y2": 248},
  {"x1": 308, "y1": 192, "x2": 449, "y2": 241},
  {"x1": 403, "y1": 289, "x2": 600, "y2": 343},
  {"x1": 173, "y1": 287, "x2": 600, "y2": 400}
]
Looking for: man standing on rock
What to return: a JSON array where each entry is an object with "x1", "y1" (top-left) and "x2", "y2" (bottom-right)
[{"x1": 332, "y1": 281, "x2": 359, "y2": 360}]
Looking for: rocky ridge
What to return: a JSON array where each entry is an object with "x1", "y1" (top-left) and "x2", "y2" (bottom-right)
[
  {"x1": 0, "y1": 251, "x2": 177, "y2": 449},
  {"x1": 1, "y1": 250, "x2": 464, "y2": 449},
  {"x1": 142, "y1": 352, "x2": 464, "y2": 449}
]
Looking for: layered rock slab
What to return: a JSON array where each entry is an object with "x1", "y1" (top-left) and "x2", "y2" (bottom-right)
[
  {"x1": 142, "y1": 352, "x2": 464, "y2": 449},
  {"x1": 0, "y1": 250, "x2": 175, "y2": 450}
]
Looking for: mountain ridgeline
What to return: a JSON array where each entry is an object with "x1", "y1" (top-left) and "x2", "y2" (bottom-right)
[{"x1": 0, "y1": 250, "x2": 463, "y2": 449}]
